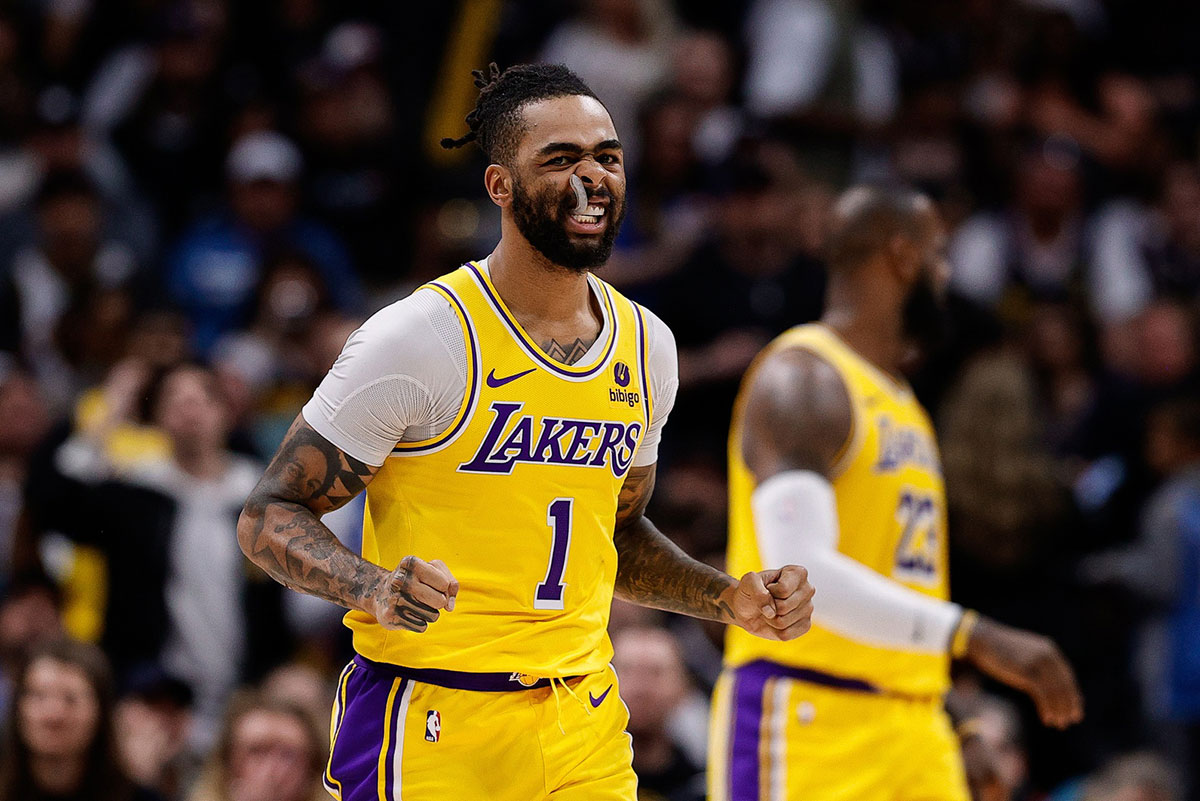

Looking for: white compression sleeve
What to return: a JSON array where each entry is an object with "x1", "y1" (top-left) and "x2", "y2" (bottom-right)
[{"x1": 752, "y1": 470, "x2": 963, "y2": 653}]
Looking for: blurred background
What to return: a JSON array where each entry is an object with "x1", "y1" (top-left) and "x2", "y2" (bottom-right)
[{"x1": 0, "y1": 0, "x2": 1197, "y2": 799}]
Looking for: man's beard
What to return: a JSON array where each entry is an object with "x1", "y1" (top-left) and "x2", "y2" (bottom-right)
[
  {"x1": 902, "y1": 270, "x2": 950, "y2": 353},
  {"x1": 511, "y1": 178, "x2": 624, "y2": 273}
]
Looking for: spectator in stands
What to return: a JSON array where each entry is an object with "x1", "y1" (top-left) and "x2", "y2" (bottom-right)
[
  {"x1": 612, "y1": 627, "x2": 706, "y2": 801},
  {"x1": 0, "y1": 169, "x2": 141, "y2": 412},
  {"x1": 83, "y1": 0, "x2": 235, "y2": 236},
  {"x1": 37, "y1": 363, "x2": 290, "y2": 748},
  {"x1": 650, "y1": 141, "x2": 826, "y2": 457},
  {"x1": 166, "y1": 130, "x2": 363, "y2": 354},
  {"x1": 187, "y1": 691, "x2": 326, "y2": 801},
  {"x1": 0, "y1": 638, "x2": 161, "y2": 801},
  {"x1": 948, "y1": 141, "x2": 1151, "y2": 327},
  {"x1": 0, "y1": 576, "x2": 64, "y2": 724},
  {"x1": 540, "y1": 0, "x2": 677, "y2": 166},
  {"x1": 1079, "y1": 753, "x2": 1181, "y2": 801},
  {"x1": 952, "y1": 692, "x2": 1031, "y2": 801},
  {"x1": 0, "y1": 366, "x2": 50, "y2": 583},
  {"x1": 1080, "y1": 399, "x2": 1200, "y2": 799},
  {"x1": 741, "y1": 0, "x2": 899, "y2": 184},
  {"x1": 116, "y1": 667, "x2": 197, "y2": 801},
  {"x1": 294, "y1": 21, "x2": 399, "y2": 281}
]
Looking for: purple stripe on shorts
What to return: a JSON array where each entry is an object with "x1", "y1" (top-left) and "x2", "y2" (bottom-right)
[
  {"x1": 729, "y1": 663, "x2": 773, "y2": 801},
  {"x1": 327, "y1": 665, "x2": 398, "y2": 800}
]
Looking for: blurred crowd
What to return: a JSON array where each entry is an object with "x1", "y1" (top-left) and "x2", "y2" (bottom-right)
[{"x1": 0, "y1": 0, "x2": 1199, "y2": 799}]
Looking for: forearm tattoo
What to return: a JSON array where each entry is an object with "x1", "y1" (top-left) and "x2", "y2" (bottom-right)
[
  {"x1": 612, "y1": 466, "x2": 737, "y2": 622},
  {"x1": 238, "y1": 416, "x2": 390, "y2": 616}
]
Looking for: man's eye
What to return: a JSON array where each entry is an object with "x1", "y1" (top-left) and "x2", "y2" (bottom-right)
[
  {"x1": 598, "y1": 154, "x2": 620, "y2": 165},
  {"x1": 545, "y1": 156, "x2": 570, "y2": 166}
]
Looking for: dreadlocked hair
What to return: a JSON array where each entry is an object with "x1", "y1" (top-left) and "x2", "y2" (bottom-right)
[{"x1": 440, "y1": 62, "x2": 599, "y2": 165}]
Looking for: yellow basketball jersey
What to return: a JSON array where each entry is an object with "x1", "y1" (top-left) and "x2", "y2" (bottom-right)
[
  {"x1": 346, "y1": 262, "x2": 653, "y2": 677},
  {"x1": 725, "y1": 323, "x2": 950, "y2": 697}
]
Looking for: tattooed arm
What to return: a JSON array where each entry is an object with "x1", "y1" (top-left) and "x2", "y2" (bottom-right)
[
  {"x1": 237, "y1": 414, "x2": 458, "y2": 633},
  {"x1": 612, "y1": 464, "x2": 814, "y2": 640}
]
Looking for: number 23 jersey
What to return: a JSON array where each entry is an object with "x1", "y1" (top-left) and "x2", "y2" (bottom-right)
[
  {"x1": 302, "y1": 260, "x2": 677, "y2": 678},
  {"x1": 725, "y1": 323, "x2": 951, "y2": 697}
]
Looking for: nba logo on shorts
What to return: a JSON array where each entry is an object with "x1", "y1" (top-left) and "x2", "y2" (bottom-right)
[{"x1": 425, "y1": 710, "x2": 441, "y2": 742}]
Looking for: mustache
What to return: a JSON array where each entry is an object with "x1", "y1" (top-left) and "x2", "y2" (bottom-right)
[{"x1": 560, "y1": 185, "x2": 614, "y2": 209}]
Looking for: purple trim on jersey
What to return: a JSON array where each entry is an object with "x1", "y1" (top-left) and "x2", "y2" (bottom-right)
[
  {"x1": 729, "y1": 663, "x2": 771, "y2": 801},
  {"x1": 391, "y1": 281, "x2": 480, "y2": 454},
  {"x1": 634, "y1": 304, "x2": 651, "y2": 430},
  {"x1": 326, "y1": 665, "x2": 406, "y2": 800},
  {"x1": 464, "y1": 261, "x2": 617, "y2": 379},
  {"x1": 354, "y1": 654, "x2": 583, "y2": 692}
]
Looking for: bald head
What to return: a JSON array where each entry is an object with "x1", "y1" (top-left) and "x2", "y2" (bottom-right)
[{"x1": 827, "y1": 186, "x2": 934, "y2": 273}]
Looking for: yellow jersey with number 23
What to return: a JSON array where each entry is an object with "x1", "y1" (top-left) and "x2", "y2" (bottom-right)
[{"x1": 725, "y1": 322, "x2": 950, "y2": 697}]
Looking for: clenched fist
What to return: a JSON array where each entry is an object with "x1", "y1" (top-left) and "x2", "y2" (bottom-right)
[
  {"x1": 722, "y1": 565, "x2": 815, "y2": 641},
  {"x1": 367, "y1": 556, "x2": 459, "y2": 632}
]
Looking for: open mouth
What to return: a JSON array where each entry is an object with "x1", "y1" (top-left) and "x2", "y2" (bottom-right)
[{"x1": 569, "y1": 204, "x2": 607, "y2": 226}]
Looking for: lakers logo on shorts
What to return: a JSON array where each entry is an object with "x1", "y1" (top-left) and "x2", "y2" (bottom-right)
[{"x1": 509, "y1": 672, "x2": 541, "y2": 688}]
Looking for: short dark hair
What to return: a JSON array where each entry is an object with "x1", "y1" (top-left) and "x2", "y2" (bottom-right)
[
  {"x1": 826, "y1": 185, "x2": 930, "y2": 273},
  {"x1": 440, "y1": 62, "x2": 600, "y2": 166}
]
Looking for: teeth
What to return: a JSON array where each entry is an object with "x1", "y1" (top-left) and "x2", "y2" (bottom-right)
[
  {"x1": 571, "y1": 213, "x2": 600, "y2": 224},
  {"x1": 585, "y1": 205, "x2": 605, "y2": 215}
]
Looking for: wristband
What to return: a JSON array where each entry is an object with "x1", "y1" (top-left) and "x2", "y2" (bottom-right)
[{"x1": 951, "y1": 609, "x2": 979, "y2": 658}]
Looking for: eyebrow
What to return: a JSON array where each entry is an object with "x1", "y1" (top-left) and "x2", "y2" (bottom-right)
[{"x1": 535, "y1": 139, "x2": 623, "y2": 158}]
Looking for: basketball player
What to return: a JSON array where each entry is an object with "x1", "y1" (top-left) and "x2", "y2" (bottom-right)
[
  {"x1": 708, "y1": 186, "x2": 1084, "y2": 801},
  {"x1": 237, "y1": 63, "x2": 815, "y2": 801}
]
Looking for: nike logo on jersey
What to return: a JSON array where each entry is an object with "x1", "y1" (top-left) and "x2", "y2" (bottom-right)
[
  {"x1": 458, "y1": 401, "x2": 642, "y2": 477},
  {"x1": 589, "y1": 685, "x2": 613, "y2": 708},
  {"x1": 486, "y1": 368, "x2": 537, "y2": 388}
]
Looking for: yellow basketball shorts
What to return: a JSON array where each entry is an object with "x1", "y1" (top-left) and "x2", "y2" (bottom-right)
[
  {"x1": 708, "y1": 661, "x2": 970, "y2": 801},
  {"x1": 324, "y1": 656, "x2": 637, "y2": 801}
]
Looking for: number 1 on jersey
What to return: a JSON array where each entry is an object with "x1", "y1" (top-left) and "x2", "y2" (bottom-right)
[{"x1": 534, "y1": 498, "x2": 573, "y2": 609}]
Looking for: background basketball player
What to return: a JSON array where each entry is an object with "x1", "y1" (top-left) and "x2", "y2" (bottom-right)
[{"x1": 708, "y1": 186, "x2": 1084, "y2": 801}]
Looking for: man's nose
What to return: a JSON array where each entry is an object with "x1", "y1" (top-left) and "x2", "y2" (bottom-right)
[{"x1": 575, "y1": 157, "x2": 607, "y2": 187}]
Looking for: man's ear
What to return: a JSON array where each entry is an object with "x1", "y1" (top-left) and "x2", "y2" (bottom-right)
[
  {"x1": 886, "y1": 234, "x2": 921, "y2": 284},
  {"x1": 484, "y1": 164, "x2": 513, "y2": 208}
]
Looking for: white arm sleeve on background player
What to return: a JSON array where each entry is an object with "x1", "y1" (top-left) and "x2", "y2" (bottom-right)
[
  {"x1": 633, "y1": 307, "x2": 679, "y2": 467},
  {"x1": 302, "y1": 288, "x2": 468, "y2": 466},
  {"x1": 752, "y1": 470, "x2": 963, "y2": 653}
]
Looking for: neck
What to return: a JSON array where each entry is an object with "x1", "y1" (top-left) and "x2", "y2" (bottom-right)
[
  {"x1": 173, "y1": 444, "x2": 226, "y2": 479},
  {"x1": 488, "y1": 226, "x2": 595, "y2": 324},
  {"x1": 32, "y1": 753, "x2": 85, "y2": 794},
  {"x1": 822, "y1": 275, "x2": 907, "y2": 378}
]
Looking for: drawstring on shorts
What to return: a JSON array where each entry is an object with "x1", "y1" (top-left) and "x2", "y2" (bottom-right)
[{"x1": 547, "y1": 676, "x2": 591, "y2": 735}]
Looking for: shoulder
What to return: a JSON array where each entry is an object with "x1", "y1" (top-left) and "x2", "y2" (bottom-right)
[
  {"x1": 637, "y1": 305, "x2": 676, "y2": 359},
  {"x1": 750, "y1": 343, "x2": 850, "y2": 416},
  {"x1": 741, "y1": 343, "x2": 853, "y2": 475},
  {"x1": 347, "y1": 287, "x2": 459, "y2": 356},
  {"x1": 634, "y1": 304, "x2": 678, "y2": 392}
]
